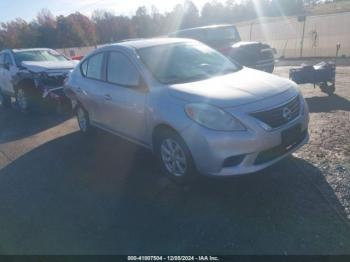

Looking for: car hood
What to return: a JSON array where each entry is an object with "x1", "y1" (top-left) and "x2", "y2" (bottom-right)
[
  {"x1": 21, "y1": 60, "x2": 78, "y2": 73},
  {"x1": 168, "y1": 67, "x2": 297, "y2": 108}
]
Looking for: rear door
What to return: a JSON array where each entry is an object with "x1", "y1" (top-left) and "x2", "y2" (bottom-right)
[{"x1": 76, "y1": 52, "x2": 106, "y2": 123}]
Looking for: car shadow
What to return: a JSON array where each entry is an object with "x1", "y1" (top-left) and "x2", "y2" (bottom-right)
[
  {"x1": 0, "y1": 131, "x2": 349, "y2": 254},
  {"x1": 0, "y1": 106, "x2": 71, "y2": 143},
  {"x1": 305, "y1": 94, "x2": 350, "y2": 113}
]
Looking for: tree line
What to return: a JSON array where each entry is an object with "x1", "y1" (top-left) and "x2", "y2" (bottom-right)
[{"x1": 0, "y1": 0, "x2": 326, "y2": 50}]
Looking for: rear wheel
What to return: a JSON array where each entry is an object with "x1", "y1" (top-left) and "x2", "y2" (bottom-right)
[
  {"x1": 267, "y1": 65, "x2": 275, "y2": 73},
  {"x1": 76, "y1": 105, "x2": 95, "y2": 135},
  {"x1": 155, "y1": 129, "x2": 197, "y2": 184},
  {"x1": 264, "y1": 65, "x2": 274, "y2": 73},
  {"x1": 320, "y1": 81, "x2": 335, "y2": 96}
]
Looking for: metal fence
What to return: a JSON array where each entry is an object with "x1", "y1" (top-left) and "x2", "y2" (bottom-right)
[
  {"x1": 236, "y1": 12, "x2": 350, "y2": 58},
  {"x1": 57, "y1": 12, "x2": 350, "y2": 59}
]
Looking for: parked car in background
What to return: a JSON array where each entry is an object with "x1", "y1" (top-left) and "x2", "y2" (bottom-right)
[
  {"x1": 64, "y1": 38, "x2": 309, "y2": 182},
  {"x1": 169, "y1": 24, "x2": 275, "y2": 73},
  {"x1": 72, "y1": 55, "x2": 84, "y2": 61},
  {"x1": 0, "y1": 48, "x2": 78, "y2": 113}
]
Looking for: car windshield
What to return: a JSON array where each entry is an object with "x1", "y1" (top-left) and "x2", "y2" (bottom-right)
[
  {"x1": 14, "y1": 50, "x2": 68, "y2": 64},
  {"x1": 138, "y1": 42, "x2": 241, "y2": 84},
  {"x1": 205, "y1": 27, "x2": 240, "y2": 42}
]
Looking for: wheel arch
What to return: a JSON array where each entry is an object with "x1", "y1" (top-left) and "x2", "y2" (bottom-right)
[
  {"x1": 14, "y1": 78, "x2": 36, "y2": 93},
  {"x1": 152, "y1": 123, "x2": 180, "y2": 152},
  {"x1": 73, "y1": 100, "x2": 85, "y2": 112},
  {"x1": 152, "y1": 122, "x2": 198, "y2": 180}
]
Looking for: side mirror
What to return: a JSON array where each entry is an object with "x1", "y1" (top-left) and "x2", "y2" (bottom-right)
[{"x1": 135, "y1": 76, "x2": 149, "y2": 93}]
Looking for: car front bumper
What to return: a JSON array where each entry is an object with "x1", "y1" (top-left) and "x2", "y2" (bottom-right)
[{"x1": 180, "y1": 99, "x2": 309, "y2": 176}]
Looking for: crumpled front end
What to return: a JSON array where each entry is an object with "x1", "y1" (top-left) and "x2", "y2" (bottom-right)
[
  {"x1": 13, "y1": 68, "x2": 72, "y2": 112},
  {"x1": 34, "y1": 71, "x2": 70, "y2": 100}
]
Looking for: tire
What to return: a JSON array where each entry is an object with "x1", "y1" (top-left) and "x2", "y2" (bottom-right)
[
  {"x1": 16, "y1": 88, "x2": 31, "y2": 113},
  {"x1": 267, "y1": 65, "x2": 275, "y2": 73},
  {"x1": 262, "y1": 65, "x2": 274, "y2": 73},
  {"x1": 0, "y1": 91, "x2": 11, "y2": 108},
  {"x1": 320, "y1": 82, "x2": 335, "y2": 96},
  {"x1": 154, "y1": 129, "x2": 197, "y2": 184},
  {"x1": 76, "y1": 105, "x2": 95, "y2": 135}
]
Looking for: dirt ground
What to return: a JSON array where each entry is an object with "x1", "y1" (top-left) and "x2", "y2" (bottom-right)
[
  {"x1": 0, "y1": 66, "x2": 350, "y2": 254},
  {"x1": 274, "y1": 66, "x2": 350, "y2": 220}
]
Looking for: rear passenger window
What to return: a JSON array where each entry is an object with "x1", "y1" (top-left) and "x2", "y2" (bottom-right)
[
  {"x1": 85, "y1": 52, "x2": 104, "y2": 80},
  {"x1": 107, "y1": 52, "x2": 139, "y2": 86}
]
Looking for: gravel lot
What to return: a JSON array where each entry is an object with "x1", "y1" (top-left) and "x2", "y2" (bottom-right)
[
  {"x1": 274, "y1": 66, "x2": 350, "y2": 220},
  {"x1": 0, "y1": 65, "x2": 349, "y2": 254}
]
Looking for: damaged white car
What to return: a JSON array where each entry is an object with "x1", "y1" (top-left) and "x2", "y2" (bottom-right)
[{"x1": 0, "y1": 48, "x2": 78, "y2": 113}]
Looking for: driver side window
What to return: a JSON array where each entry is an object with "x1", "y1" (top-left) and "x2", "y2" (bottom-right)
[{"x1": 107, "y1": 52, "x2": 140, "y2": 87}]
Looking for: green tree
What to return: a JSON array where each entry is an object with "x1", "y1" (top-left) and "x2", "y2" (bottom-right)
[
  {"x1": 56, "y1": 12, "x2": 96, "y2": 48},
  {"x1": 36, "y1": 9, "x2": 57, "y2": 48}
]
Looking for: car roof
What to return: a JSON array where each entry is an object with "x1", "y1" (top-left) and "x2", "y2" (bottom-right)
[
  {"x1": 11, "y1": 48, "x2": 54, "y2": 53},
  {"x1": 171, "y1": 24, "x2": 235, "y2": 34},
  {"x1": 106, "y1": 37, "x2": 196, "y2": 50}
]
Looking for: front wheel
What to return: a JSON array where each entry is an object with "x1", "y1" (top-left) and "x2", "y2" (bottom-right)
[
  {"x1": 16, "y1": 88, "x2": 31, "y2": 113},
  {"x1": 0, "y1": 92, "x2": 11, "y2": 108},
  {"x1": 155, "y1": 129, "x2": 197, "y2": 184}
]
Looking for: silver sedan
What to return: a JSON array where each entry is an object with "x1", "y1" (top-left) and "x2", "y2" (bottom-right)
[{"x1": 64, "y1": 38, "x2": 309, "y2": 182}]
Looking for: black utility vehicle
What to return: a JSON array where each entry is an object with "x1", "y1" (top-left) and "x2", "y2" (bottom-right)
[{"x1": 169, "y1": 24, "x2": 275, "y2": 73}]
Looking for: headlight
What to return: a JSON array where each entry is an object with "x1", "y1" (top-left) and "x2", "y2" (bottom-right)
[{"x1": 185, "y1": 103, "x2": 246, "y2": 131}]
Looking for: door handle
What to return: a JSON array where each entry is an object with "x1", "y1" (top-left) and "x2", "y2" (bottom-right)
[{"x1": 104, "y1": 94, "x2": 112, "y2": 101}]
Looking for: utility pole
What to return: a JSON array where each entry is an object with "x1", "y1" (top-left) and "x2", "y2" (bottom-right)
[
  {"x1": 298, "y1": 15, "x2": 306, "y2": 58},
  {"x1": 249, "y1": 22, "x2": 254, "y2": 41}
]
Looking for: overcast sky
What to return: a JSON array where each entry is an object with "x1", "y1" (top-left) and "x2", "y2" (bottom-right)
[{"x1": 0, "y1": 0, "x2": 213, "y2": 23}]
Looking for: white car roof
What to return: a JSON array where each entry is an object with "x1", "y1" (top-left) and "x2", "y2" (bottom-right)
[{"x1": 12, "y1": 48, "x2": 53, "y2": 53}]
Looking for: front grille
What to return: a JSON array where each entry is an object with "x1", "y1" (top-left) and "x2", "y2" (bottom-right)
[
  {"x1": 251, "y1": 96, "x2": 300, "y2": 128},
  {"x1": 254, "y1": 130, "x2": 307, "y2": 165}
]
